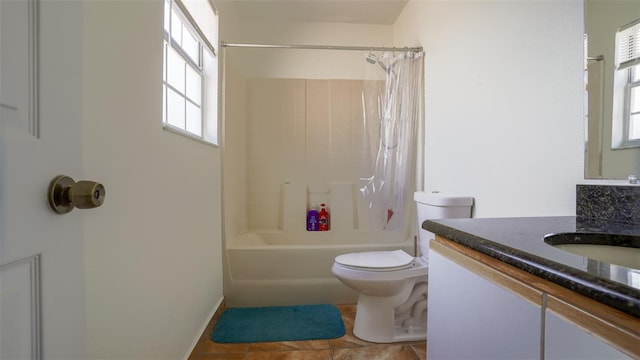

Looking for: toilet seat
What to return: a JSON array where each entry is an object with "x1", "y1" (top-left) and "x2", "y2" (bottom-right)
[{"x1": 334, "y1": 250, "x2": 414, "y2": 271}]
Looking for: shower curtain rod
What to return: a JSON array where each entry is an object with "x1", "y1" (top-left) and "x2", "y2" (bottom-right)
[{"x1": 221, "y1": 41, "x2": 423, "y2": 53}]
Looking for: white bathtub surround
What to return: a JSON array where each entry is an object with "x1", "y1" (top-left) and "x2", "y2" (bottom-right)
[
  {"x1": 225, "y1": 230, "x2": 413, "y2": 307},
  {"x1": 281, "y1": 182, "x2": 307, "y2": 231},
  {"x1": 329, "y1": 182, "x2": 359, "y2": 231},
  {"x1": 245, "y1": 78, "x2": 369, "y2": 231},
  {"x1": 281, "y1": 182, "x2": 362, "y2": 232}
]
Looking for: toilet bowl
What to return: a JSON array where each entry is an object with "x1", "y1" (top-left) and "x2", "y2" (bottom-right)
[
  {"x1": 331, "y1": 192, "x2": 473, "y2": 343},
  {"x1": 332, "y1": 250, "x2": 428, "y2": 343}
]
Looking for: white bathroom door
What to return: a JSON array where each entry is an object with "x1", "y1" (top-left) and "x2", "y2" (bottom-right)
[{"x1": 1, "y1": 1, "x2": 87, "y2": 358}]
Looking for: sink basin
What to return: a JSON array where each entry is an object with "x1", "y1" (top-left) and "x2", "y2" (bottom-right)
[{"x1": 544, "y1": 233, "x2": 640, "y2": 270}]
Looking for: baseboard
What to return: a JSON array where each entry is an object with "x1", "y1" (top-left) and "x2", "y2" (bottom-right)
[{"x1": 183, "y1": 296, "x2": 225, "y2": 360}]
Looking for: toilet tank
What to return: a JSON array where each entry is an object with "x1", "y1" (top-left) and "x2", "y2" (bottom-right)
[
  {"x1": 414, "y1": 192, "x2": 473, "y2": 220},
  {"x1": 414, "y1": 192, "x2": 473, "y2": 261}
]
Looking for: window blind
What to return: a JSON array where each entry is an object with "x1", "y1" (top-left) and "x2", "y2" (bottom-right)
[{"x1": 616, "y1": 18, "x2": 640, "y2": 70}]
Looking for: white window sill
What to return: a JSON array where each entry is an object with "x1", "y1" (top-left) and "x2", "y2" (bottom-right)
[{"x1": 162, "y1": 123, "x2": 219, "y2": 148}]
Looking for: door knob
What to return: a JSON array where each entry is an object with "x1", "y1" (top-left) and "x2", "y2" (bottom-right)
[{"x1": 48, "y1": 175, "x2": 105, "y2": 214}]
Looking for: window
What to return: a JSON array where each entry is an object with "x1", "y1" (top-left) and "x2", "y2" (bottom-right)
[
  {"x1": 163, "y1": 0, "x2": 218, "y2": 145},
  {"x1": 611, "y1": 18, "x2": 640, "y2": 149}
]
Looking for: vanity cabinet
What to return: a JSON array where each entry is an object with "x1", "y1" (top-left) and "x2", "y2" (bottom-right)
[
  {"x1": 428, "y1": 235, "x2": 639, "y2": 359},
  {"x1": 428, "y1": 250, "x2": 541, "y2": 359},
  {"x1": 545, "y1": 307, "x2": 628, "y2": 359}
]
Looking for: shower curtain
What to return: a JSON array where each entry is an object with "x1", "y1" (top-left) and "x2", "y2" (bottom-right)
[{"x1": 360, "y1": 50, "x2": 424, "y2": 231}]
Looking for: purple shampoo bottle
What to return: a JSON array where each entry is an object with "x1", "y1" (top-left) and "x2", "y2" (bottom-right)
[{"x1": 307, "y1": 206, "x2": 319, "y2": 231}]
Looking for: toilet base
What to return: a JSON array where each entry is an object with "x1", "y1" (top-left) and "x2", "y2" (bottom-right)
[
  {"x1": 354, "y1": 323, "x2": 427, "y2": 344},
  {"x1": 352, "y1": 278, "x2": 428, "y2": 343}
]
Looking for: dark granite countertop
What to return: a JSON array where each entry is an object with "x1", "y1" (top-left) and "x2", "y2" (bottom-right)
[{"x1": 422, "y1": 216, "x2": 640, "y2": 318}]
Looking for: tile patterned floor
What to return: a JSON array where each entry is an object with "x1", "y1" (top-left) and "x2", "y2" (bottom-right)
[{"x1": 189, "y1": 304, "x2": 427, "y2": 360}]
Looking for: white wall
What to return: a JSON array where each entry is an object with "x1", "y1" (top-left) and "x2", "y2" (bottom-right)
[
  {"x1": 82, "y1": 1, "x2": 223, "y2": 358},
  {"x1": 394, "y1": 0, "x2": 585, "y2": 217}
]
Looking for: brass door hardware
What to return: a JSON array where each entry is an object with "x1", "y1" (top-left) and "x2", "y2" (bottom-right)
[{"x1": 48, "y1": 175, "x2": 105, "y2": 214}]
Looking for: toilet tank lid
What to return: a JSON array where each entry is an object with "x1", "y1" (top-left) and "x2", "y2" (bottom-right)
[{"x1": 414, "y1": 191, "x2": 473, "y2": 206}]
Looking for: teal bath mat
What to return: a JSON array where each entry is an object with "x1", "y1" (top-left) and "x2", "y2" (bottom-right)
[{"x1": 211, "y1": 304, "x2": 345, "y2": 343}]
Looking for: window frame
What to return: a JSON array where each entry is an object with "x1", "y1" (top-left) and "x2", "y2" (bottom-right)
[
  {"x1": 622, "y1": 65, "x2": 640, "y2": 146},
  {"x1": 162, "y1": 0, "x2": 219, "y2": 146}
]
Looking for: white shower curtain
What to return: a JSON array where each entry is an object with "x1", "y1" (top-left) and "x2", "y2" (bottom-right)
[{"x1": 359, "y1": 50, "x2": 424, "y2": 231}]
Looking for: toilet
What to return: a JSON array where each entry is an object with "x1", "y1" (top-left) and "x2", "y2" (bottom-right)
[{"x1": 331, "y1": 191, "x2": 473, "y2": 343}]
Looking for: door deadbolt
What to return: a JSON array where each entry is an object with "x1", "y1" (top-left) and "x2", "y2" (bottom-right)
[{"x1": 48, "y1": 175, "x2": 105, "y2": 214}]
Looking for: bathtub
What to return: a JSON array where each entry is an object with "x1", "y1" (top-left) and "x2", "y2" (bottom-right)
[{"x1": 224, "y1": 230, "x2": 415, "y2": 307}]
